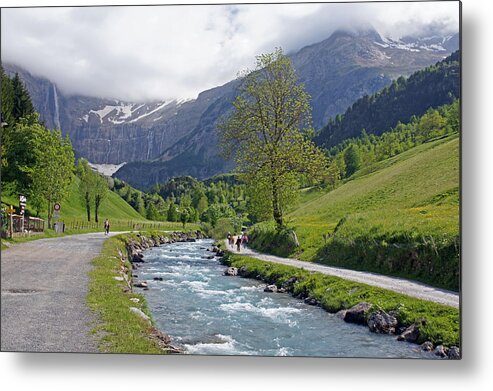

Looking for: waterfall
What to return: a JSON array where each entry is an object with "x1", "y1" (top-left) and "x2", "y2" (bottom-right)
[
  {"x1": 53, "y1": 85, "x2": 61, "y2": 130},
  {"x1": 147, "y1": 130, "x2": 153, "y2": 160},
  {"x1": 106, "y1": 139, "x2": 112, "y2": 164}
]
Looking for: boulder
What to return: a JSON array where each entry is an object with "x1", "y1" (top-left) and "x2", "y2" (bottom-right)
[
  {"x1": 278, "y1": 287, "x2": 287, "y2": 293},
  {"x1": 264, "y1": 284, "x2": 278, "y2": 293},
  {"x1": 129, "y1": 298, "x2": 140, "y2": 303},
  {"x1": 133, "y1": 281, "x2": 148, "y2": 288},
  {"x1": 447, "y1": 346, "x2": 460, "y2": 359},
  {"x1": 153, "y1": 277, "x2": 164, "y2": 281},
  {"x1": 216, "y1": 250, "x2": 225, "y2": 257},
  {"x1": 304, "y1": 297, "x2": 319, "y2": 306},
  {"x1": 367, "y1": 310, "x2": 398, "y2": 334},
  {"x1": 397, "y1": 320, "x2": 426, "y2": 343},
  {"x1": 434, "y1": 345, "x2": 448, "y2": 358},
  {"x1": 224, "y1": 267, "x2": 238, "y2": 276},
  {"x1": 336, "y1": 309, "x2": 347, "y2": 320},
  {"x1": 238, "y1": 266, "x2": 249, "y2": 277},
  {"x1": 343, "y1": 302, "x2": 373, "y2": 325},
  {"x1": 281, "y1": 277, "x2": 299, "y2": 291},
  {"x1": 129, "y1": 307, "x2": 150, "y2": 322},
  {"x1": 132, "y1": 252, "x2": 145, "y2": 263},
  {"x1": 421, "y1": 341, "x2": 434, "y2": 352}
]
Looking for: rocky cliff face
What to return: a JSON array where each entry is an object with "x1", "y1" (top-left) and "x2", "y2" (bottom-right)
[{"x1": 5, "y1": 28, "x2": 458, "y2": 189}]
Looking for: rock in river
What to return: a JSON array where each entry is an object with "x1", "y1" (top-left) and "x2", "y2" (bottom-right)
[
  {"x1": 224, "y1": 267, "x2": 238, "y2": 276},
  {"x1": 343, "y1": 302, "x2": 373, "y2": 325},
  {"x1": 367, "y1": 310, "x2": 398, "y2": 334}
]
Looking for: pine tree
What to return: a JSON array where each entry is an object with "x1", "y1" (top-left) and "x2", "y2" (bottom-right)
[{"x1": 11, "y1": 73, "x2": 34, "y2": 121}]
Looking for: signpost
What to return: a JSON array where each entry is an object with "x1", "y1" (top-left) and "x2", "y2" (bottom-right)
[
  {"x1": 19, "y1": 194, "x2": 26, "y2": 233},
  {"x1": 53, "y1": 202, "x2": 61, "y2": 219}
]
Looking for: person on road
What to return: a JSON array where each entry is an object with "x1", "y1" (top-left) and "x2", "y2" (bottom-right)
[
  {"x1": 104, "y1": 219, "x2": 110, "y2": 235},
  {"x1": 235, "y1": 235, "x2": 242, "y2": 252},
  {"x1": 241, "y1": 232, "x2": 249, "y2": 248},
  {"x1": 227, "y1": 232, "x2": 233, "y2": 247}
]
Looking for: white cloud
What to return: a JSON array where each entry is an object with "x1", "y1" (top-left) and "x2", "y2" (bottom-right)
[{"x1": 1, "y1": 1, "x2": 460, "y2": 102}]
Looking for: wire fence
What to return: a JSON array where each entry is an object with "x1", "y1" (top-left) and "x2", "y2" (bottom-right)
[{"x1": 64, "y1": 219, "x2": 194, "y2": 231}]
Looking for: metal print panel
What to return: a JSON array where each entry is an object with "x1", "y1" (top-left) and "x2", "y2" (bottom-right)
[{"x1": 0, "y1": 1, "x2": 461, "y2": 359}]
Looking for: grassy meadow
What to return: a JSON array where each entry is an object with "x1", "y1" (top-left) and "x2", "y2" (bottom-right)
[{"x1": 250, "y1": 134, "x2": 460, "y2": 290}]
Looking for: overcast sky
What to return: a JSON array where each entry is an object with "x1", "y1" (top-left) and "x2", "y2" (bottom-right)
[{"x1": 1, "y1": 1, "x2": 460, "y2": 102}]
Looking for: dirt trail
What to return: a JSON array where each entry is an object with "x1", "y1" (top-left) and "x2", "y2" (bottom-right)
[
  {"x1": 1, "y1": 232, "x2": 123, "y2": 352},
  {"x1": 225, "y1": 240, "x2": 459, "y2": 308}
]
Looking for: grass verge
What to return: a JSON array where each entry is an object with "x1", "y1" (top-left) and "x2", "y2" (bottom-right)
[
  {"x1": 223, "y1": 252, "x2": 460, "y2": 347},
  {"x1": 87, "y1": 233, "x2": 165, "y2": 354}
]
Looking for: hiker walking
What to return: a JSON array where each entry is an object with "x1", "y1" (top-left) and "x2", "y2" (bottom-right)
[
  {"x1": 104, "y1": 219, "x2": 110, "y2": 235},
  {"x1": 235, "y1": 235, "x2": 242, "y2": 252},
  {"x1": 241, "y1": 232, "x2": 249, "y2": 248}
]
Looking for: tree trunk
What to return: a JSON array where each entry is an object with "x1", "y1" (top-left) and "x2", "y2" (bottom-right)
[
  {"x1": 85, "y1": 192, "x2": 91, "y2": 222},
  {"x1": 95, "y1": 195, "x2": 100, "y2": 223},
  {"x1": 271, "y1": 179, "x2": 283, "y2": 228},
  {"x1": 47, "y1": 200, "x2": 52, "y2": 229}
]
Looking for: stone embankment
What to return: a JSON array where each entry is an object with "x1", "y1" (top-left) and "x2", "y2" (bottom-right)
[{"x1": 114, "y1": 231, "x2": 206, "y2": 354}]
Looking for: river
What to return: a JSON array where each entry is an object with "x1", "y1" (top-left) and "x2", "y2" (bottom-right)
[{"x1": 137, "y1": 239, "x2": 436, "y2": 358}]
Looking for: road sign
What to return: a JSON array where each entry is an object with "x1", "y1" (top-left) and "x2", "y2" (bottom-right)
[
  {"x1": 53, "y1": 203, "x2": 61, "y2": 212},
  {"x1": 53, "y1": 210, "x2": 60, "y2": 219},
  {"x1": 7, "y1": 208, "x2": 16, "y2": 213},
  {"x1": 19, "y1": 194, "x2": 27, "y2": 216}
]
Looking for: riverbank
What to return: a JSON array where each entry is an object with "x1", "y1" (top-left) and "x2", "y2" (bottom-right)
[
  {"x1": 87, "y1": 230, "x2": 204, "y2": 354},
  {"x1": 220, "y1": 251, "x2": 460, "y2": 359}
]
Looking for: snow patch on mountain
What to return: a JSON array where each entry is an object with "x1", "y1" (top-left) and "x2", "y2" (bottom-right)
[
  {"x1": 127, "y1": 101, "x2": 170, "y2": 123},
  {"x1": 79, "y1": 98, "x2": 196, "y2": 125},
  {"x1": 374, "y1": 34, "x2": 451, "y2": 53},
  {"x1": 88, "y1": 161, "x2": 126, "y2": 177}
]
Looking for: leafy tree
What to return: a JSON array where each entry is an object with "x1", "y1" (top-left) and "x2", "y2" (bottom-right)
[
  {"x1": 196, "y1": 195, "x2": 209, "y2": 214},
  {"x1": 76, "y1": 158, "x2": 95, "y2": 222},
  {"x1": 2, "y1": 115, "x2": 41, "y2": 196},
  {"x1": 1, "y1": 66, "x2": 14, "y2": 126},
  {"x1": 167, "y1": 202, "x2": 178, "y2": 222},
  {"x1": 132, "y1": 192, "x2": 146, "y2": 217},
  {"x1": 343, "y1": 144, "x2": 361, "y2": 177},
  {"x1": 146, "y1": 202, "x2": 159, "y2": 220},
  {"x1": 180, "y1": 207, "x2": 191, "y2": 229},
  {"x1": 218, "y1": 48, "x2": 327, "y2": 228},
  {"x1": 93, "y1": 174, "x2": 108, "y2": 222},
  {"x1": 29, "y1": 127, "x2": 75, "y2": 228}
]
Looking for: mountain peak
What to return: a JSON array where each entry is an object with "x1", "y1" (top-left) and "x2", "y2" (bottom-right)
[{"x1": 330, "y1": 25, "x2": 383, "y2": 42}]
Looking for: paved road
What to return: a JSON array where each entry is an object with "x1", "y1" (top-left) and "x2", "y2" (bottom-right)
[
  {"x1": 226, "y1": 241, "x2": 459, "y2": 308},
  {"x1": 1, "y1": 232, "x2": 123, "y2": 352}
]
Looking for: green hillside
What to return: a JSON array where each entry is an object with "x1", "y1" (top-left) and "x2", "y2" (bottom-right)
[
  {"x1": 2, "y1": 176, "x2": 197, "y2": 232},
  {"x1": 251, "y1": 134, "x2": 460, "y2": 290},
  {"x1": 62, "y1": 176, "x2": 145, "y2": 222},
  {"x1": 315, "y1": 51, "x2": 460, "y2": 148}
]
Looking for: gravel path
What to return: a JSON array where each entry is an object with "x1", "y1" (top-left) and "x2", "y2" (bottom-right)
[
  {"x1": 1, "y1": 232, "x2": 123, "y2": 352},
  {"x1": 226, "y1": 241, "x2": 459, "y2": 308}
]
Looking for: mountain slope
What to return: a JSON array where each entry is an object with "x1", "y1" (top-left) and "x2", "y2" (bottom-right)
[
  {"x1": 5, "y1": 28, "x2": 458, "y2": 189},
  {"x1": 252, "y1": 134, "x2": 459, "y2": 290},
  {"x1": 315, "y1": 51, "x2": 460, "y2": 148}
]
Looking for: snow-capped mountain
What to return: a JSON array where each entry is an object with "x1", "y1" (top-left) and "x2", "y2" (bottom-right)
[
  {"x1": 5, "y1": 27, "x2": 459, "y2": 188},
  {"x1": 79, "y1": 99, "x2": 193, "y2": 126},
  {"x1": 376, "y1": 34, "x2": 459, "y2": 53}
]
